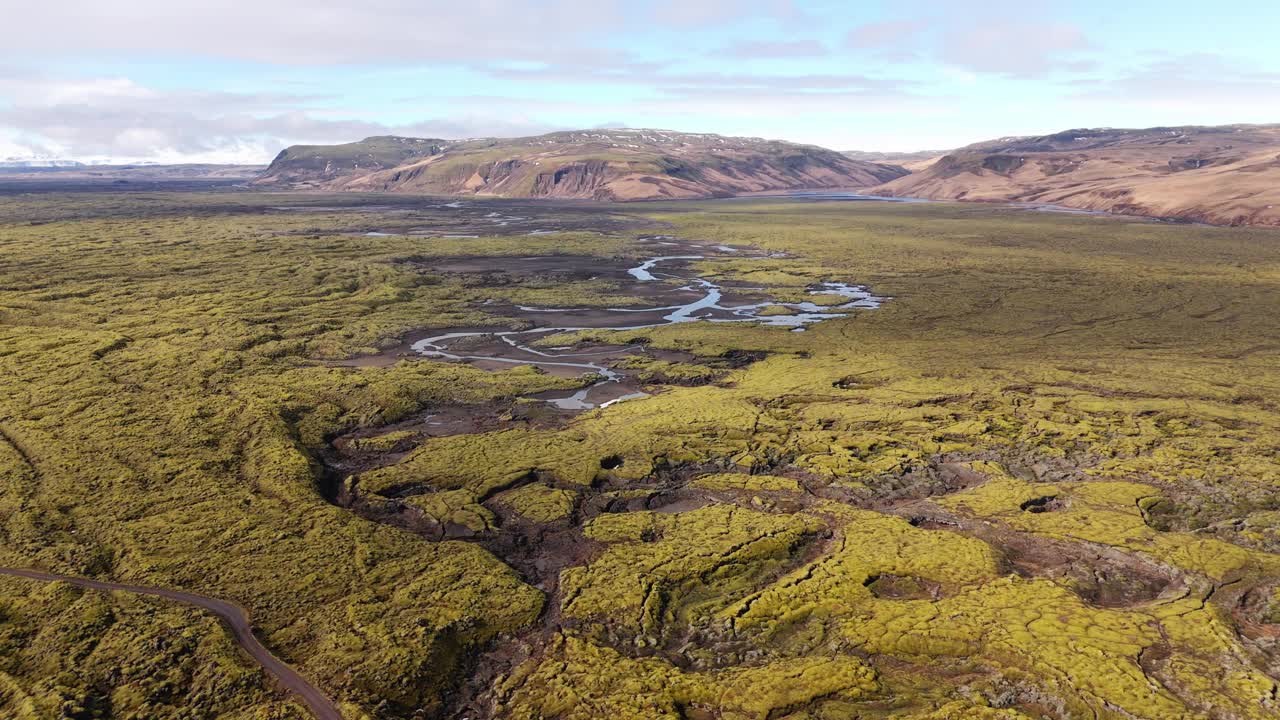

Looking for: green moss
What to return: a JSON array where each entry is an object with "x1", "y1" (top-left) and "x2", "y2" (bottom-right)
[
  {"x1": 499, "y1": 634, "x2": 878, "y2": 720},
  {"x1": 4, "y1": 193, "x2": 1280, "y2": 717},
  {"x1": 563, "y1": 505, "x2": 824, "y2": 634},
  {"x1": 755, "y1": 304, "x2": 797, "y2": 317},
  {"x1": 729, "y1": 506, "x2": 999, "y2": 633},
  {"x1": 347, "y1": 430, "x2": 418, "y2": 452},
  {"x1": 940, "y1": 472, "x2": 1280, "y2": 581},
  {"x1": 403, "y1": 489, "x2": 497, "y2": 532},
  {"x1": 845, "y1": 576, "x2": 1181, "y2": 718},
  {"x1": 691, "y1": 472, "x2": 804, "y2": 493},
  {"x1": 0, "y1": 576, "x2": 308, "y2": 719},
  {"x1": 495, "y1": 483, "x2": 577, "y2": 523},
  {"x1": 611, "y1": 355, "x2": 721, "y2": 384},
  {"x1": 897, "y1": 702, "x2": 1032, "y2": 719}
]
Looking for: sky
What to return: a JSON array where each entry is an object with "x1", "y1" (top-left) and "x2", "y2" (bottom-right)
[{"x1": 1, "y1": 0, "x2": 1278, "y2": 163}]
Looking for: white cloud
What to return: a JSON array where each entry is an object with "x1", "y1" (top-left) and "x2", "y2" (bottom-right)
[
  {"x1": 0, "y1": 129, "x2": 30, "y2": 160},
  {"x1": 4, "y1": 2, "x2": 1273, "y2": 162},
  {"x1": 1065, "y1": 53, "x2": 1280, "y2": 126},
  {"x1": 477, "y1": 64, "x2": 910, "y2": 96},
  {"x1": 0, "y1": 0, "x2": 805, "y2": 65},
  {"x1": 844, "y1": 20, "x2": 928, "y2": 50},
  {"x1": 20, "y1": 76, "x2": 155, "y2": 105},
  {"x1": 938, "y1": 21, "x2": 1093, "y2": 77},
  {"x1": 0, "y1": 1, "x2": 891, "y2": 163},
  {"x1": 841, "y1": 2, "x2": 1098, "y2": 79},
  {"x1": 1072, "y1": 53, "x2": 1280, "y2": 103},
  {"x1": 0, "y1": 71, "x2": 560, "y2": 163},
  {"x1": 721, "y1": 39, "x2": 828, "y2": 59},
  {"x1": 650, "y1": 0, "x2": 806, "y2": 29}
]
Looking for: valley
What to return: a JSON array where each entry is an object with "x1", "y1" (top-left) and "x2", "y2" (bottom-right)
[
  {"x1": 7, "y1": 2, "x2": 1278, "y2": 718},
  {"x1": 2, "y1": 189, "x2": 1279, "y2": 719},
  {"x1": 239, "y1": 123, "x2": 1280, "y2": 228}
]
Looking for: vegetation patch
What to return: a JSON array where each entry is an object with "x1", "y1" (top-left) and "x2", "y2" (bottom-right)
[
  {"x1": 495, "y1": 483, "x2": 578, "y2": 524},
  {"x1": 4, "y1": 193, "x2": 1280, "y2": 718},
  {"x1": 496, "y1": 633, "x2": 879, "y2": 720},
  {"x1": 690, "y1": 472, "x2": 804, "y2": 493},
  {"x1": 562, "y1": 505, "x2": 824, "y2": 636}
]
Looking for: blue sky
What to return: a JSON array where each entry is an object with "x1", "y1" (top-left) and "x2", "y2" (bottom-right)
[{"x1": 2, "y1": 0, "x2": 1278, "y2": 162}]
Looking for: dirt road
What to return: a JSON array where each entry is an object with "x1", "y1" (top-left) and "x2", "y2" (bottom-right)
[{"x1": 0, "y1": 567, "x2": 343, "y2": 720}]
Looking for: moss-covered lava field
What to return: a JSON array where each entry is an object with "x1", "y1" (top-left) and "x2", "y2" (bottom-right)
[{"x1": 2, "y1": 190, "x2": 1279, "y2": 719}]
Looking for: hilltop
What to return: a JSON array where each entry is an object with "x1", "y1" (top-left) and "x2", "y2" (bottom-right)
[
  {"x1": 256, "y1": 136, "x2": 448, "y2": 185},
  {"x1": 255, "y1": 129, "x2": 908, "y2": 200},
  {"x1": 872, "y1": 124, "x2": 1280, "y2": 225}
]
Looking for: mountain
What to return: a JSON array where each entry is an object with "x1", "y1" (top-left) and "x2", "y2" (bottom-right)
[
  {"x1": 871, "y1": 124, "x2": 1280, "y2": 226},
  {"x1": 256, "y1": 136, "x2": 448, "y2": 185},
  {"x1": 843, "y1": 149, "x2": 949, "y2": 172},
  {"x1": 255, "y1": 129, "x2": 909, "y2": 201}
]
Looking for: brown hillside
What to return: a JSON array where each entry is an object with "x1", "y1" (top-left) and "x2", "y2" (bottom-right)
[
  {"x1": 873, "y1": 125, "x2": 1280, "y2": 226},
  {"x1": 256, "y1": 129, "x2": 907, "y2": 201}
]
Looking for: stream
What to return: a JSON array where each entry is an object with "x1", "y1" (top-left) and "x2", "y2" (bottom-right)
[{"x1": 409, "y1": 240, "x2": 885, "y2": 411}]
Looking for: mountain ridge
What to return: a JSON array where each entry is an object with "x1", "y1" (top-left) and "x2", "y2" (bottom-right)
[
  {"x1": 255, "y1": 129, "x2": 909, "y2": 201},
  {"x1": 871, "y1": 123, "x2": 1280, "y2": 226}
]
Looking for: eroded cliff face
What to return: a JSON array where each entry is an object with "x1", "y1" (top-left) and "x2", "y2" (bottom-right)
[
  {"x1": 255, "y1": 129, "x2": 909, "y2": 201},
  {"x1": 532, "y1": 160, "x2": 614, "y2": 199}
]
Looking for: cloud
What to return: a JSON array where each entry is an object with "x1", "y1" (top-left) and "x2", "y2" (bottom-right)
[
  {"x1": 1072, "y1": 53, "x2": 1280, "y2": 101},
  {"x1": 841, "y1": 2, "x2": 1097, "y2": 78},
  {"x1": 0, "y1": 41, "x2": 922, "y2": 163},
  {"x1": 721, "y1": 39, "x2": 828, "y2": 59},
  {"x1": 649, "y1": 0, "x2": 807, "y2": 28},
  {"x1": 0, "y1": 0, "x2": 804, "y2": 66},
  {"x1": 1, "y1": 1, "x2": 598, "y2": 64},
  {"x1": 938, "y1": 21, "x2": 1093, "y2": 77},
  {"x1": 9, "y1": 2, "x2": 1268, "y2": 162},
  {"x1": 0, "y1": 71, "x2": 321, "y2": 114},
  {"x1": 476, "y1": 61, "x2": 910, "y2": 96},
  {"x1": 1066, "y1": 53, "x2": 1280, "y2": 120},
  {"x1": 844, "y1": 20, "x2": 927, "y2": 50},
  {"x1": 0, "y1": 71, "x2": 559, "y2": 163}
]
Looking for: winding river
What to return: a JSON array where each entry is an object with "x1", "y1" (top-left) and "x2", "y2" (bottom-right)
[{"x1": 411, "y1": 245, "x2": 885, "y2": 410}]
